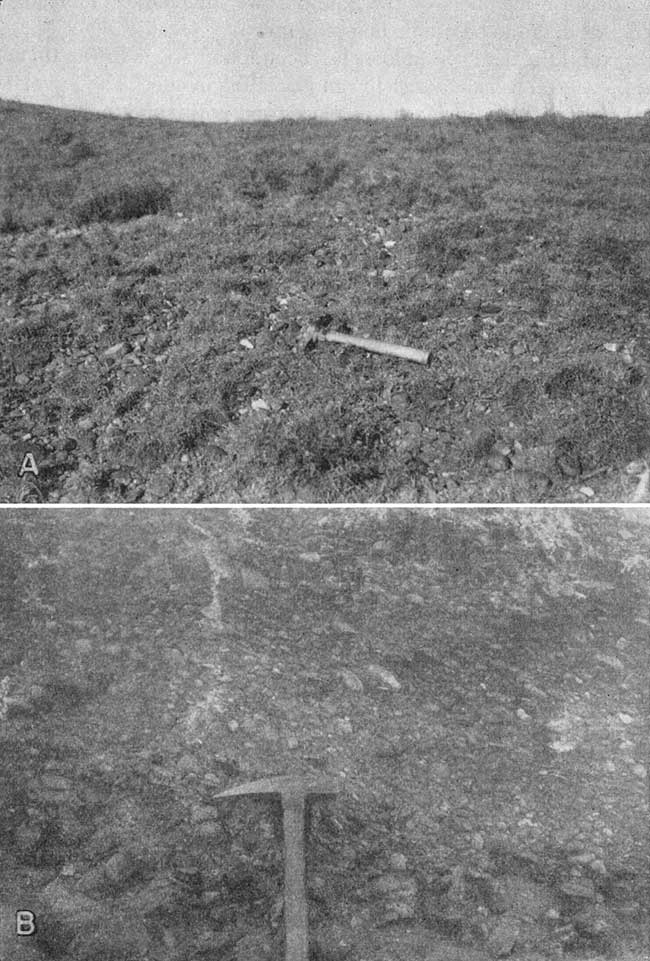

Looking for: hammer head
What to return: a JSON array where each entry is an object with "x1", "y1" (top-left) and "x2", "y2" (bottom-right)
[
  {"x1": 297, "y1": 323, "x2": 321, "y2": 349},
  {"x1": 217, "y1": 774, "x2": 339, "y2": 802},
  {"x1": 298, "y1": 314, "x2": 344, "y2": 349}
]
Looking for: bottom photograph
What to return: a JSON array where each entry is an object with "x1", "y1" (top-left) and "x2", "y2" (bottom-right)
[{"x1": 0, "y1": 508, "x2": 648, "y2": 961}]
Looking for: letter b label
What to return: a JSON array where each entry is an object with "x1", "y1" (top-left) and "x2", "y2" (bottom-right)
[{"x1": 16, "y1": 910, "x2": 36, "y2": 936}]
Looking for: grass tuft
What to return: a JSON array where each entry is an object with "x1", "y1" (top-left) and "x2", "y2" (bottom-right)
[
  {"x1": 0, "y1": 207, "x2": 23, "y2": 234},
  {"x1": 71, "y1": 179, "x2": 172, "y2": 225}
]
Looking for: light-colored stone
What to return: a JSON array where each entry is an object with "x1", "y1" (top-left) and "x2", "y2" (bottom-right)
[{"x1": 487, "y1": 915, "x2": 520, "y2": 957}]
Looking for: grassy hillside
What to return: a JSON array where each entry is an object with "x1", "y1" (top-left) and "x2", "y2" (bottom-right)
[{"x1": 2, "y1": 100, "x2": 650, "y2": 501}]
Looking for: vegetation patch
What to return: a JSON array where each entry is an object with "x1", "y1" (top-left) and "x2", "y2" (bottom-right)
[{"x1": 72, "y1": 180, "x2": 172, "y2": 225}]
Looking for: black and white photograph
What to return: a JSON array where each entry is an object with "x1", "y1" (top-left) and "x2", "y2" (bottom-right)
[
  {"x1": 0, "y1": 508, "x2": 648, "y2": 960},
  {"x1": 1, "y1": 2, "x2": 650, "y2": 502},
  {"x1": 1, "y1": 4, "x2": 649, "y2": 960}
]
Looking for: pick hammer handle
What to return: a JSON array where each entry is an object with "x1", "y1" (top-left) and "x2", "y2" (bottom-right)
[
  {"x1": 282, "y1": 796, "x2": 308, "y2": 961},
  {"x1": 322, "y1": 331, "x2": 431, "y2": 366}
]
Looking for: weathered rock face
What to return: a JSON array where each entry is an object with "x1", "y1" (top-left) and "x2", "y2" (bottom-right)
[
  {"x1": 416, "y1": 837, "x2": 648, "y2": 959},
  {"x1": 1, "y1": 510, "x2": 649, "y2": 959},
  {"x1": 4, "y1": 822, "x2": 645, "y2": 961}
]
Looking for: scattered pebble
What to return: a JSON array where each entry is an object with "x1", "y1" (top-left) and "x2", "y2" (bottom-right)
[
  {"x1": 365, "y1": 665, "x2": 401, "y2": 691},
  {"x1": 560, "y1": 878, "x2": 595, "y2": 899},
  {"x1": 103, "y1": 342, "x2": 127, "y2": 359},
  {"x1": 240, "y1": 568, "x2": 270, "y2": 591},
  {"x1": 406, "y1": 593, "x2": 424, "y2": 605},
  {"x1": 595, "y1": 653, "x2": 624, "y2": 671},
  {"x1": 338, "y1": 669, "x2": 363, "y2": 692}
]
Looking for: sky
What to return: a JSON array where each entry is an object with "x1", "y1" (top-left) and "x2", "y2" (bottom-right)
[{"x1": 0, "y1": 0, "x2": 649, "y2": 121}]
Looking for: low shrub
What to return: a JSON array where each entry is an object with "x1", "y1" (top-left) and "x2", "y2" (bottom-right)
[
  {"x1": 0, "y1": 207, "x2": 22, "y2": 233},
  {"x1": 300, "y1": 154, "x2": 346, "y2": 196},
  {"x1": 42, "y1": 120, "x2": 75, "y2": 147},
  {"x1": 502, "y1": 251, "x2": 553, "y2": 316},
  {"x1": 415, "y1": 220, "x2": 480, "y2": 275},
  {"x1": 64, "y1": 138, "x2": 97, "y2": 166},
  {"x1": 71, "y1": 179, "x2": 172, "y2": 225}
]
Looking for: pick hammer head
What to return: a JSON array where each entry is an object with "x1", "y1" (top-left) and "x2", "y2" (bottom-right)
[{"x1": 217, "y1": 774, "x2": 339, "y2": 802}]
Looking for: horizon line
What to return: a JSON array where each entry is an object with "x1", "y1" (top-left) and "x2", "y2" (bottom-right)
[{"x1": 2, "y1": 96, "x2": 649, "y2": 126}]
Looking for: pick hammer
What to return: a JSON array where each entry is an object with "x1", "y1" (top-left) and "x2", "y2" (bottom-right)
[{"x1": 217, "y1": 774, "x2": 339, "y2": 961}]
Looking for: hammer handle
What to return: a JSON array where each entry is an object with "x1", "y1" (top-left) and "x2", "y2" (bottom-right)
[
  {"x1": 282, "y1": 796, "x2": 308, "y2": 961},
  {"x1": 322, "y1": 331, "x2": 431, "y2": 366}
]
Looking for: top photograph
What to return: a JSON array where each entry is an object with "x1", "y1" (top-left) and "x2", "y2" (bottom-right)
[{"x1": 2, "y1": 0, "x2": 649, "y2": 504}]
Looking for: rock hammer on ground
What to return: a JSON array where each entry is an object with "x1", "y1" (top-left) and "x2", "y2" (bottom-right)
[
  {"x1": 217, "y1": 774, "x2": 340, "y2": 961},
  {"x1": 299, "y1": 321, "x2": 431, "y2": 365}
]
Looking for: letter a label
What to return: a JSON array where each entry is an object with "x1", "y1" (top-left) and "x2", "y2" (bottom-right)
[{"x1": 18, "y1": 452, "x2": 39, "y2": 478}]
